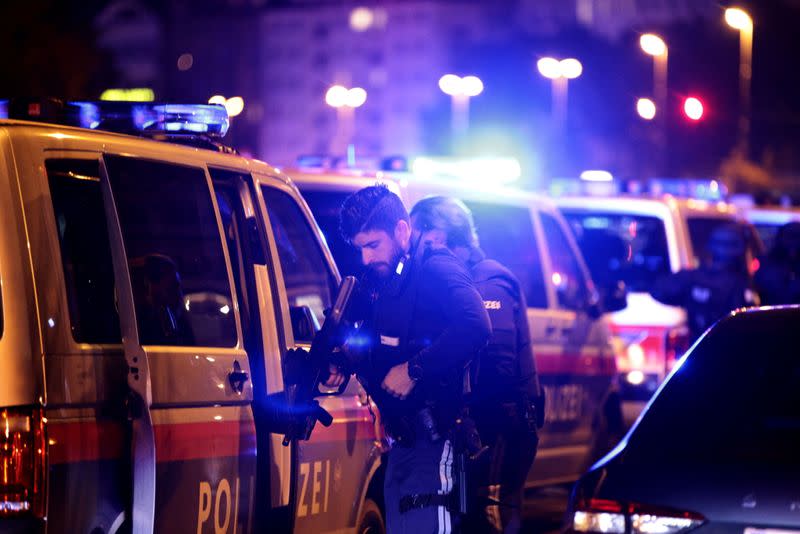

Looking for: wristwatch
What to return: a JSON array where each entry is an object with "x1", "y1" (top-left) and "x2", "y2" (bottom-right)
[{"x1": 407, "y1": 356, "x2": 424, "y2": 381}]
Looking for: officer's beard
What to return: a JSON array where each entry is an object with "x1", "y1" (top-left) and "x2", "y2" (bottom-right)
[{"x1": 365, "y1": 239, "x2": 406, "y2": 282}]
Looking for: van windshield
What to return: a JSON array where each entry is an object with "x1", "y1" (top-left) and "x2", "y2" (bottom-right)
[
  {"x1": 562, "y1": 210, "x2": 671, "y2": 292},
  {"x1": 301, "y1": 190, "x2": 364, "y2": 278}
]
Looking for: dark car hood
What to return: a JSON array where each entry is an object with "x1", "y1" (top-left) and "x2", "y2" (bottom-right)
[{"x1": 593, "y1": 460, "x2": 800, "y2": 528}]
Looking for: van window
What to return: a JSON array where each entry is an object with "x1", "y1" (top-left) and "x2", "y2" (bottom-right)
[
  {"x1": 302, "y1": 190, "x2": 364, "y2": 278},
  {"x1": 463, "y1": 201, "x2": 547, "y2": 309},
  {"x1": 562, "y1": 211, "x2": 670, "y2": 293},
  {"x1": 46, "y1": 159, "x2": 121, "y2": 343},
  {"x1": 540, "y1": 212, "x2": 587, "y2": 310},
  {"x1": 261, "y1": 186, "x2": 335, "y2": 342},
  {"x1": 104, "y1": 155, "x2": 236, "y2": 347}
]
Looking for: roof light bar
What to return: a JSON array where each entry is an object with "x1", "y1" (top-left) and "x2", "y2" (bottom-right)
[{"x1": 0, "y1": 99, "x2": 229, "y2": 137}]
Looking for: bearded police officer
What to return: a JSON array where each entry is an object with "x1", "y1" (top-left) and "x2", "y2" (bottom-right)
[
  {"x1": 326, "y1": 186, "x2": 491, "y2": 534},
  {"x1": 410, "y1": 196, "x2": 543, "y2": 534}
]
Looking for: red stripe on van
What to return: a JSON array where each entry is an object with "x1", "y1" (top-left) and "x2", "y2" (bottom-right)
[
  {"x1": 304, "y1": 418, "x2": 377, "y2": 444},
  {"x1": 48, "y1": 421, "x2": 126, "y2": 465},
  {"x1": 154, "y1": 420, "x2": 257, "y2": 463},
  {"x1": 534, "y1": 352, "x2": 616, "y2": 376}
]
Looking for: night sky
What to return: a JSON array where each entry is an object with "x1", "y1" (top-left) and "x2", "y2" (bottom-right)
[{"x1": 2, "y1": 0, "x2": 800, "y2": 189}]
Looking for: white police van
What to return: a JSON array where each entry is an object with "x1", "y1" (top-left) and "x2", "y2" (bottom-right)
[
  {"x1": 288, "y1": 156, "x2": 626, "y2": 488},
  {"x1": 554, "y1": 178, "x2": 760, "y2": 422},
  {"x1": 0, "y1": 99, "x2": 384, "y2": 534}
]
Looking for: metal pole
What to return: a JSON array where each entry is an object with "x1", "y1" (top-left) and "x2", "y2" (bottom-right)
[
  {"x1": 738, "y1": 27, "x2": 753, "y2": 158},
  {"x1": 654, "y1": 51, "x2": 668, "y2": 173},
  {"x1": 452, "y1": 94, "x2": 469, "y2": 154}
]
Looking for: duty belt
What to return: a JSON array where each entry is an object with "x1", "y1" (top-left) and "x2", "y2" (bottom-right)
[{"x1": 399, "y1": 492, "x2": 457, "y2": 514}]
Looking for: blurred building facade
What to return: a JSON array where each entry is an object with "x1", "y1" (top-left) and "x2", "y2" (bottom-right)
[{"x1": 94, "y1": 0, "x2": 718, "y2": 170}]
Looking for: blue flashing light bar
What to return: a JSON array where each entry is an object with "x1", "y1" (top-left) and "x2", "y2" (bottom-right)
[
  {"x1": 648, "y1": 178, "x2": 727, "y2": 201},
  {"x1": 0, "y1": 99, "x2": 229, "y2": 137}
]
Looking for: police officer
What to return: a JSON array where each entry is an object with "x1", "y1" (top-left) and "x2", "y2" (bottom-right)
[
  {"x1": 755, "y1": 221, "x2": 800, "y2": 305},
  {"x1": 652, "y1": 223, "x2": 759, "y2": 342},
  {"x1": 409, "y1": 196, "x2": 543, "y2": 534},
  {"x1": 326, "y1": 186, "x2": 491, "y2": 534}
]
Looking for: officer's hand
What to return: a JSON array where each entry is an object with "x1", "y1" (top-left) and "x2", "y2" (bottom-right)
[
  {"x1": 381, "y1": 362, "x2": 416, "y2": 399},
  {"x1": 323, "y1": 364, "x2": 346, "y2": 388}
]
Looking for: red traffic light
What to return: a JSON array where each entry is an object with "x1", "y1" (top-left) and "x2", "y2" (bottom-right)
[{"x1": 683, "y1": 97, "x2": 704, "y2": 121}]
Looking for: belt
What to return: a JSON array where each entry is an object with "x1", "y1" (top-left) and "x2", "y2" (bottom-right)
[{"x1": 399, "y1": 492, "x2": 456, "y2": 514}]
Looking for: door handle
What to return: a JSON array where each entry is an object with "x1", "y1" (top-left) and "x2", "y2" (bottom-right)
[
  {"x1": 545, "y1": 325, "x2": 557, "y2": 336},
  {"x1": 228, "y1": 360, "x2": 250, "y2": 393}
]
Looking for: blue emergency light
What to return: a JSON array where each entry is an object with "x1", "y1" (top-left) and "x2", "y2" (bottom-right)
[{"x1": 0, "y1": 98, "x2": 229, "y2": 137}]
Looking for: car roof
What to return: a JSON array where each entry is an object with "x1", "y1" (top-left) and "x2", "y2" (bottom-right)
[{"x1": 0, "y1": 118, "x2": 288, "y2": 182}]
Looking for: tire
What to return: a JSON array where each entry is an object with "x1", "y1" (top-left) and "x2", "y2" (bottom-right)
[{"x1": 356, "y1": 498, "x2": 385, "y2": 534}]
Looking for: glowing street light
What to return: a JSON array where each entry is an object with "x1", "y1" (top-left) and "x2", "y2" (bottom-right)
[
  {"x1": 639, "y1": 33, "x2": 668, "y2": 171},
  {"x1": 438, "y1": 74, "x2": 484, "y2": 152},
  {"x1": 725, "y1": 7, "x2": 753, "y2": 157},
  {"x1": 637, "y1": 98, "x2": 656, "y2": 120},
  {"x1": 536, "y1": 57, "x2": 583, "y2": 131},
  {"x1": 207, "y1": 95, "x2": 244, "y2": 118},
  {"x1": 325, "y1": 85, "x2": 367, "y2": 156}
]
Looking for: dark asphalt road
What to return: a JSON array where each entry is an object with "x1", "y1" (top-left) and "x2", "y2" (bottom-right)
[{"x1": 521, "y1": 485, "x2": 571, "y2": 533}]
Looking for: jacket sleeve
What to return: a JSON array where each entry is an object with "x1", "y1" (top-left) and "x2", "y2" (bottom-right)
[
  {"x1": 651, "y1": 270, "x2": 692, "y2": 307},
  {"x1": 414, "y1": 254, "x2": 492, "y2": 379}
]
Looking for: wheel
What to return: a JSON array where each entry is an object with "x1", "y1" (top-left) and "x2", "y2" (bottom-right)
[{"x1": 356, "y1": 498, "x2": 385, "y2": 534}]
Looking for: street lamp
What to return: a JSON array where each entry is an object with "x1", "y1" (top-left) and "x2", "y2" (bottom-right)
[
  {"x1": 325, "y1": 84, "x2": 367, "y2": 157},
  {"x1": 637, "y1": 98, "x2": 656, "y2": 120},
  {"x1": 438, "y1": 74, "x2": 483, "y2": 152},
  {"x1": 536, "y1": 57, "x2": 582, "y2": 130},
  {"x1": 639, "y1": 33, "x2": 668, "y2": 170},
  {"x1": 725, "y1": 7, "x2": 753, "y2": 157}
]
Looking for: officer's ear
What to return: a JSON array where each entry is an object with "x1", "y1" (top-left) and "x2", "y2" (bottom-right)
[{"x1": 394, "y1": 219, "x2": 411, "y2": 249}]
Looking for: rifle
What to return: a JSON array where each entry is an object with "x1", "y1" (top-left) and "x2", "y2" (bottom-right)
[{"x1": 282, "y1": 276, "x2": 358, "y2": 445}]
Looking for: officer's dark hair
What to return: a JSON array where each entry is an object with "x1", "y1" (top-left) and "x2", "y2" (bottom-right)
[
  {"x1": 409, "y1": 196, "x2": 479, "y2": 250},
  {"x1": 339, "y1": 185, "x2": 409, "y2": 244}
]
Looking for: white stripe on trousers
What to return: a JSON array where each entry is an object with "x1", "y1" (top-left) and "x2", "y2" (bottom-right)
[{"x1": 438, "y1": 440, "x2": 453, "y2": 534}]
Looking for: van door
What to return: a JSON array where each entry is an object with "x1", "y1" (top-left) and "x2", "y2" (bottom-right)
[
  {"x1": 101, "y1": 155, "x2": 257, "y2": 534},
  {"x1": 537, "y1": 209, "x2": 615, "y2": 463},
  {"x1": 255, "y1": 179, "x2": 384, "y2": 533},
  {"x1": 209, "y1": 168, "x2": 294, "y2": 532}
]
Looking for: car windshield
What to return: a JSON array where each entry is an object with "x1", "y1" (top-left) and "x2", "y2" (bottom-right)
[
  {"x1": 625, "y1": 309, "x2": 800, "y2": 468},
  {"x1": 562, "y1": 210, "x2": 670, "y2": 292},
  {"x1": 301, "y1": 189, "x2": 364, "y2": 278}
]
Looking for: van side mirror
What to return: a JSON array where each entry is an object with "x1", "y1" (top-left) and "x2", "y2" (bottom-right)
[{"x1": 289, "y1": 305, "x2": 319, "y2": 343}]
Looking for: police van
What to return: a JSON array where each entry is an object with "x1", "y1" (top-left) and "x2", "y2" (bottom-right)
[
  {"x1": 554, "y1": 180, "x2": 760, "y2": 422},
  {"x1": 287, "y1": 156, "x2": 626, "y2": 488},
  {"x1": 0, "y1": 100, "x2": 384, "y2": 534}
]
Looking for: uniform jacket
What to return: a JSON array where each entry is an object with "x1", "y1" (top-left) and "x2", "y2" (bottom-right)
[
  {"x1": 651, "y1": 266, "x2": 758, "y2": 342},
  {"x1": 354, "y1": 246, "x2": 492, "y2": 432},
  {"x1": 469, "y1": 255, "x2": 542, "y2": 403}
]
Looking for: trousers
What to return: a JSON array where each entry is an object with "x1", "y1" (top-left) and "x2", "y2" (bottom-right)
[
  {"x1": 384, "y1": 432, "x2": 458, "y2": 534},
  {"x1": 466, "y1": 401, "x2": 539, "y2": 534}
]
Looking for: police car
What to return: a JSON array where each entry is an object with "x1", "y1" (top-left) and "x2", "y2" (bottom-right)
[
  {"x1": 287, "y1": 155, "x2": 626, "y2": 489},
  {"x1": 566, "y1": 306, "x2": 800, "y2": 534},
  {"x1": 0, "y1": 99, "x2": 384, "y2": 534},
  {"x1": 554, "y1": 178, "x2": 760, "y2": 422},
  {"x1": 740, "y1": 204, "x2": 800, "y2": 252}
]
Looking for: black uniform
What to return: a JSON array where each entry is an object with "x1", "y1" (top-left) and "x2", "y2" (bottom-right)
[
  {"x1": 651, "y1": 267, "x2": 758, "y2": 342},
  {"x1": 350, "y1": 246, "x2": 491, "y2": 534},
  {"x1": 755, "y1": 222, "x2": 800, "y2": 305},
  {"x1": 466, "y1": 253, "x2": 541, "y2": 534}
]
